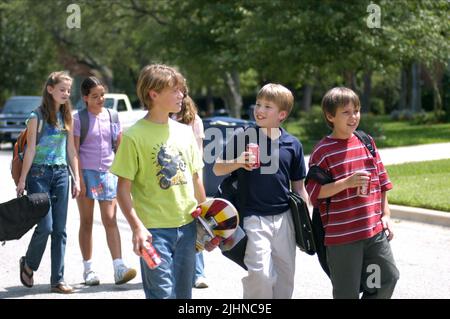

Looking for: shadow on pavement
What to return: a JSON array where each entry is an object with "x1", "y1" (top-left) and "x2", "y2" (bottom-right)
[{"x1": 0, "y1": 282, "x2": 143, "y2": 299}]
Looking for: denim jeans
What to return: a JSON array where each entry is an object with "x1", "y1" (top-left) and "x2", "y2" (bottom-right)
[
  {"x1": 140, "y1": 221, "x2": 196, "y2": 299},
  {"x1": 194, "y1": 252, "x2": 205, "y2": 281},
  {"x1": 25, "y1": 164, "x2": 69, "y2": 286}
]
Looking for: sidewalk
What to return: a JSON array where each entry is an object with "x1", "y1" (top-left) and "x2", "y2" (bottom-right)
[
  {"x1": 390, "y1": 205, "x2": 450, "y2": 227},
  {"x1": 377, "y1": 142, "x2": 450, "y2": 166}
]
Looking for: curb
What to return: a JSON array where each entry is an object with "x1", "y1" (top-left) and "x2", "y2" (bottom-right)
[{"x1": 390, "y1": 204, "x2": 450, "y2": 228}]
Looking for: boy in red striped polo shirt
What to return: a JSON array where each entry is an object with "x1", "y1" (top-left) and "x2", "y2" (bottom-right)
[{"x1": 306, "y1": 87, "x2": 399, "y2": 299}]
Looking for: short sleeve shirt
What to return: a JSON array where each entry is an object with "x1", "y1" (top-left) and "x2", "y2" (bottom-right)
[
  {"x1": 306, "y1": 134, "x2": 393, "y2": 246},
  {"x1": 27, "y1": 111, "x2": 67, "y2": 165},
  {"x1": 110, "y1": 118, "x2": 204, "y2": 228},
  {"x1": 219, "y1": 126, "x2": 306, "y2": 217},
  {"x1": 73, "y1": 109, "x2": 122, "y2": 171}
]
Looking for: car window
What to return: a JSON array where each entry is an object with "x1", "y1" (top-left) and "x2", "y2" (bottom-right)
[
  {"x1": 104, "y1": 98, "x2": 114, "y2": 109},
  {"x1": 2, "y1": 97, "x2": 41, "y2": 114},
  {"x1": 117, "y1": 100, "x2": 127, "y2": 112}
]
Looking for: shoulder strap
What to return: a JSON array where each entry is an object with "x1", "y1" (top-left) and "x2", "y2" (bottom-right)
[
  {"x1": 34, "y1": 107, "x2": 44, "y2": 145},
  {"x1": 106, "y1": 108, "x2": 119, "y2": 152},
  {"x1": 18, "y1": 107, "x2": 44, "y2": 155},
  {"x1": 79, "y1": 108, "x2": 89, "y2": 146},
  {"x1": 354, "y1": 130, "x2": 376, "y2": 157},
  {"x1": 108, "y1": 108, "x2": 119, "y2": 124}
]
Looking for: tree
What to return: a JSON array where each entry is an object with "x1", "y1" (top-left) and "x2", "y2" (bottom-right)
[{"x1": 0, "y1": 1, "x2": 59, "y2": 103}]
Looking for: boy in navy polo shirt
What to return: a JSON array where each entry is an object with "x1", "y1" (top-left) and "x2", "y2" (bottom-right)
[{"x1": 213, "y1": 83, "x2": 308, "y2": 299}]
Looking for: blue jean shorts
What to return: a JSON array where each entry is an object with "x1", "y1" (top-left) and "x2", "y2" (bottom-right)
[{"x1": 82, "y1": 169, "x2": 118, "y2": 201}]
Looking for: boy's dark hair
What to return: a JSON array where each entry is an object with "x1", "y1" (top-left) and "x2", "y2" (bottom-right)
[
  {"x1": 81, "y1": 76, "x2": 105, "y2": 98},
  {"x1": 321, "y1": 87, "x2": 360, "y2": 128}
]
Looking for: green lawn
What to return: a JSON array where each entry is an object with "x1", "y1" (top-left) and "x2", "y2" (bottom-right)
[
  {"x1": 376, "y1": 121, "x2": 450, "y2": 149},
  {"x1": 386, "y1": 159, "x2": 450, "y2": 212},
  {"x1": 284, "y1": 116, "x2": 450, "y2": 155}
]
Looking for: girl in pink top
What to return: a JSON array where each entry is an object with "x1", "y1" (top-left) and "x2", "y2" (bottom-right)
[{"x1": 74, "y1": 77, "x2": 136, "y2": 286}]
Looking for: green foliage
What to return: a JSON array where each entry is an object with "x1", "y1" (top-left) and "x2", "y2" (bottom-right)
[
  {"x1": 0, "y1": 1, "x2": 59, "y2": 103},
  {"x1": 290, "y1": 106, "x2": 383, "y2": 145},
  {"x1": 390, "y1": 110, "x2": 418, "y2": 121},
  {"x1": 285, "y1": 114, "x2": 450, "y2": 154},
  {"x1": 387, "y1": 159, "x2": 450, "y2": 212},
  {"x1": 0, "y1": 0, "x2": 448, "y2": 115},
  {"x1": 370, "y1": 97, "x2": 385, "y2": 115},
  {"x1": 357, "y1": 114, "x2": 384, "y2": 138},
  {"x1": 411, "y1": 111, "x2": 447, "y2": 125},
  {"x1": 378, "y1": 121, "x2": 450, "y2": 148},
  {"x1": 390, "y1": 110, "x2": 447, "y2": 124},
  {"x1": 298, "y1": 106, "x2": 330, "y2": 144}
]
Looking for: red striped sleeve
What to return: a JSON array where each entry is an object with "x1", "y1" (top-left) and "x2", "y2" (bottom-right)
[{"x1": 307, "y1": 134, "x2": 392, "y2": 246}]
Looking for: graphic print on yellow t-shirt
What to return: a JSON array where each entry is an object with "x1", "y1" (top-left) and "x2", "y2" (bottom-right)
[
  {"x1": 110, "y1": 118, "x2": 204, "y2": 228},
  {"x1": 152, "y1": 143, "x2": 188, "y2": 189}
]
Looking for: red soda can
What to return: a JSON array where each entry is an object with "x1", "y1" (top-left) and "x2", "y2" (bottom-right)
[
  {"x1": 141, "y1": 242, "x2": 162, "y2": 269},
  {"x1": 247, "y1": 143, "x2": 260, "y2": 168},
  {"x1": 357, "y1": 171, "x2": 371, "y2": 197}
]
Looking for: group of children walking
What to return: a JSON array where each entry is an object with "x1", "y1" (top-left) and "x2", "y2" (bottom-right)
[{"x1": 16, "y1": 64, "x2": 399, "y2": 299}]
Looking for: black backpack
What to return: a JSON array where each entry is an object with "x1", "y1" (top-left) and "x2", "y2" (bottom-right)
[
  {"x1": 212, "y1": 124, "x2": 257, "y2": 269},
  {"x1": 215, "y1": 170, "x2": 249, "y2": 270},
  {"x1": 288, "y1": 191, "x2": 316, "y2": 255},
  {"x1": 0, "y1": 193, "x2": 50, "y2": 242},
  {"x1": 306, "y1": 130, "x2": 377, "y2": 278}
]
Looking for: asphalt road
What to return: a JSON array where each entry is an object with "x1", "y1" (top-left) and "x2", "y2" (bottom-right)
[{"x1": 0, "y1": 144, "x2": 449, "y2": 299}]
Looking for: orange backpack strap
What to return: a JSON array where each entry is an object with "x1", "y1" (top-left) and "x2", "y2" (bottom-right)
[
  {"x1": 17, "y1": 107, "x2": 44, "y2": 155},
  {"x1": 11, "y1": 108, "x2": 44, "y2": 186}
]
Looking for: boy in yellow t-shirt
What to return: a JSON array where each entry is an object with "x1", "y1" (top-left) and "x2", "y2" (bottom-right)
[{"x1": 110, "y1": 64, "x2": 206, "y2": 299}]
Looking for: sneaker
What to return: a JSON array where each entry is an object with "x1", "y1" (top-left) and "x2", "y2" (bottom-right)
[
  {"x1": 194, "y1": 277, "x2": 208, "y2": 289},
  {"x1": 114, "y1": 265, "x2": 136, "y2": 285},
  {"x1": 83, "y1": 270, "x2": 100, "y2": 286}
]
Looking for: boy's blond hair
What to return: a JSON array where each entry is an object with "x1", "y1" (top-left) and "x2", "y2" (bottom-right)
[
  {"x1": 321, "y1": 87, "x2": 361, "y2": 128},
  {"x1": 256, "y1": 83, "x2": 294, "y2": 119},
  {"x1": 136, "y1": 64, "x2": 185, "y2": 110}
]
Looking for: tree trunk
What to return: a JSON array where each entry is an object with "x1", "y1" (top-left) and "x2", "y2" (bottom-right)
[
  {"x1": 223, "y1": 70, "x2": 243, "y2": 118},
  {"x1": 399, "y1": 67, "x2": 408, "y2": 110},
  {"x1": 301, "y1": 84, "x2": 313, "y2": 112},
  {"x1": 361, "y1": 71, "x2": 372, "y2": 113},
  {"x1": 431, "y1": 77, "x2": 443, "y2": 118},
  {"x1": 411, "y1": 62, "x2": 421, "y2": 113},
  {"x1": 344, "y1": 71, "x2": 357, "y2": 92}
]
